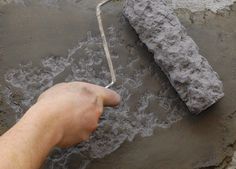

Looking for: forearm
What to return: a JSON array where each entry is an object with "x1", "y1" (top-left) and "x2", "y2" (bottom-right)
[
  {"x1": 0, "y1": 82, "x2": 120, "y2": 169},
  {"x1": 0, "y1": 103, "x2": 61, "y2": 169}
]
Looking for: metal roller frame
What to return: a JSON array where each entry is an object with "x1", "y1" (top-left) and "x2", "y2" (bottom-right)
[{"x1": 96, "y1": 0, "x2": 116, "y2": 88}]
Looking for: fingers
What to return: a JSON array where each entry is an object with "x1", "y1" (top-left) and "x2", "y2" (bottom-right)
[
  {"x1": 70, "y1": 82, "x2": 121, "y2": 107},
  {"x1": 93, "y1": 86, "x2": 121, "y2": 107},
  {"x1": 86, "y1": 83, "x2": 121, "y2": 107}
]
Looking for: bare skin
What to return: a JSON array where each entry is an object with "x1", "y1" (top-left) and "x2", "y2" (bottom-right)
[{"x1": 0, "y1": 82, "x2": 121, "y2": 169}]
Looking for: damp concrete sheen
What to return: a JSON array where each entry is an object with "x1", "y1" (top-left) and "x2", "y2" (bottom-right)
[
  {"x1": 2, "y1": 26, "x2": 187, "y2": 168},
  {"x1": 0, "y1": 0, "x2": 236, "y2": 169},
  {"x1": 0, "y1": 1, "x2": 188, "y2": 168},
  {"x1": 3, "y1": 30, "x2": 186, "y2": 168}
]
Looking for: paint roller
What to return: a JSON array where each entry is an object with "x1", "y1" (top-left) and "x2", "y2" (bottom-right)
[{"x1": 97, "y1": 0, "x2": 224, "y2": 114}]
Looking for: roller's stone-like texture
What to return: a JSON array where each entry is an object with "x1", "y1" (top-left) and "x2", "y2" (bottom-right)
[{"x1": 123, "y1": 0, "x2": 224, "y2": 114}]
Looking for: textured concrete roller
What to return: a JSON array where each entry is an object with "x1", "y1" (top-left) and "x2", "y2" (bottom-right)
[{"x1": 123, "y1": 0, "x2": 224, "y2": 114}]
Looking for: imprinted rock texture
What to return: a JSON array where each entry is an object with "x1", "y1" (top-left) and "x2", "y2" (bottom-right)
[{"x1": 123, "y1": 0, "x2": 224, "y2": 114}]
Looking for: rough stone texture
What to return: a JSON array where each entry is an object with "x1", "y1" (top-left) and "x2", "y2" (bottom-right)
[
  {"x1": 123, "y1": 0, "x2": 224, "y2": 114},
  {"x1": 168, "y1": 0, "x2": 236, "y2": 13}
]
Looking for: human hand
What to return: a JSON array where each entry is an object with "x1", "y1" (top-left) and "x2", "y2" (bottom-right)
[
  {"x1": 33, "y1": 82, "x2": 120, "y2": 148},
  {"x1": 0, "y1": 82, "x2": 120, "y2": 169}
]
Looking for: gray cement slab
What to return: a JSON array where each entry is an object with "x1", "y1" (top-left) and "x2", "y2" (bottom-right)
[{"x1": 0, "y1": 0, "x2": 236, "y2": 169}]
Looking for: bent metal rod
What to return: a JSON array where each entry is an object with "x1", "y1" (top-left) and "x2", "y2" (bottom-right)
[{"x1": 96, "y1": 0, "x2": 116, "y2": 88}]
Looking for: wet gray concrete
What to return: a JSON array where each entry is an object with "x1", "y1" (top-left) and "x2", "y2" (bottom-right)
[{"x1": 0, "y1": 0, "x2": 236, "y2": 169}]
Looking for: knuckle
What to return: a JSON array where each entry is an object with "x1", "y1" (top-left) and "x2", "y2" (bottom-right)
[
  {"x1": 80, "y1": 86, "x2": 92, "y2": 94},
  {"x1": 79, "y1": 86, "x2": 101, "y2": 107},
  {"x1": 80, "y1": 87, "x2": 96, "y2": 98},
  {"x1": 91, "y1": 95, "x2": 98, "y2": 105},
  {"x1": 96, "y1": 106, "x2": 103, "y2": 117}
]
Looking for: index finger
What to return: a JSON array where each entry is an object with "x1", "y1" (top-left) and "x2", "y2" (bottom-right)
[{"x1": 72, "y1": 82, "x2": 121, "y2": 107}]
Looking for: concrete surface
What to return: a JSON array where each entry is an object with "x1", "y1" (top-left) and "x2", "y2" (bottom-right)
[
  {"x1": 0, "y1": 0, "x2": 236, "y2": 169},
  {"x1": 167, "y1": 0, "x2": 236, "y2": 12}
]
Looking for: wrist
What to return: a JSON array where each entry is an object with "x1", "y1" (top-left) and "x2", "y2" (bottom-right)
[
  {"x1": 0, "y1": 102, "x2": 64, "y2": 168},
  {"x1": 22, "y1": 102, "x2": 63, "y2": 149}
]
